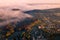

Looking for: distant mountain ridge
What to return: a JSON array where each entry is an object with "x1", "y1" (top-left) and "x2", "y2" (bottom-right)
[
  {"x1": 24, "y1": 8, "x2": 60, "y2": 19},
  {"x1": 24, "y1": 8, "x2": 60, "y2": 24},
  {"x1": 24, "y1": 8, "x2": 60, "y2": 13}
]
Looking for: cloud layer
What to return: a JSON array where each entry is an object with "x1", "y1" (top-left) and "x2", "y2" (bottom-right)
[{"x1": 0, "y1": 8, "x2": 33, "y2": 26}]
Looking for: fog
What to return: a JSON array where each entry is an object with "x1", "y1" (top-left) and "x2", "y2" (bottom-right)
[{"x1": 0, "y1": 9, "x2": 33, "y2": 26}]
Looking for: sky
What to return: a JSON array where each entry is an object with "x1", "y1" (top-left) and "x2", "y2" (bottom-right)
[{"x1": 0, "y1": 0, "x2": 60, "y2": 10}]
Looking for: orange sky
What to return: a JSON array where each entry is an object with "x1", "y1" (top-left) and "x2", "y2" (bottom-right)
[{"x1": 0, "y1": 0, "x2": 60, "y2": 10}]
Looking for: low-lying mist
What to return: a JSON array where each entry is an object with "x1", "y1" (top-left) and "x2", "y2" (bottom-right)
[{"x1": 0, "y1": 8, "x2": 33, "y2": 27}]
